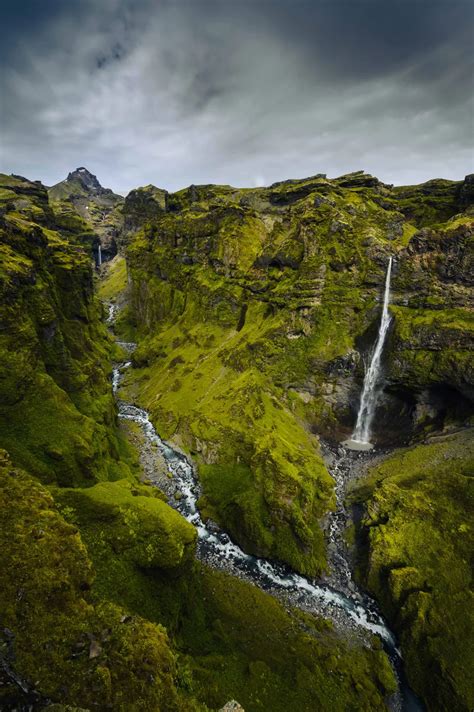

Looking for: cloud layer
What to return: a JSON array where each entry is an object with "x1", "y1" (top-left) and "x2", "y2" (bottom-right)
[{"x1": 1, "y1": 0, "x2": 473, "y2": 192}]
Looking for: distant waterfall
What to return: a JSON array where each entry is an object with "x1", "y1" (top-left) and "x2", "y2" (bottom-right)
[
  {"x1": 97, "y1": 244, "x2": 102, "y2": 267},
  {"x1": 349, "y1": 257, "x2": 393, "y2": 448}
]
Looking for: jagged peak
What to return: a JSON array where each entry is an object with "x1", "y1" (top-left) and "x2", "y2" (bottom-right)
[{"x1": 66, "y1": 166, "x2": 103, "y2": 191}]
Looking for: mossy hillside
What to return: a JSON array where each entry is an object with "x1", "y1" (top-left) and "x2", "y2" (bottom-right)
[
  {"x1": 351, "y1": 430, "x2": 474, "y2": 711},
  {"x1": 49, "y1": 199, "x2": 98, "y2": 252},
  {"x1": 0, "y1": 174, "x2": 135, "y2": 485},
  {"x1": 123, "y1": 172, "x2": 472, "y2": 573},
  {"x1": 121, "y1": 184, "x2": 168, "y2": 247},
  {"x1": 57, "y1": 472, "x2": 396, "y2": 712},
  {"x1": 123, "y1": 293, "x2": 334, "y2": 576},
  {"x1": 390, "y1": 178, "x2": 468, "y2": 227},
  {"x1": 163, "y1": 567, "x2": 396, "y2": 712},
  {"x1": 97, "y1": 254, "x2": 129, "y2": 302},
  {"x1": 0, "y1": 451, "x2": 197, "y2": 712}
]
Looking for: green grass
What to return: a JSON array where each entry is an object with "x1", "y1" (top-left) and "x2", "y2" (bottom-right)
[
  {"x1": 98, "y1": 255, "x2": 128, "y2": 301},
  {"x1": 0, "y1": 452, "x2": 188, "y2": 712}
]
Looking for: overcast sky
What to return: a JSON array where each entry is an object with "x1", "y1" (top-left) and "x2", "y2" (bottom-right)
[{"x1": 1, "y1": 0, "x2": 473, "y2": 193}]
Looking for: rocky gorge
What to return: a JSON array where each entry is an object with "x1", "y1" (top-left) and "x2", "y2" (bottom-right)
[{"x1": 0, "y1": 168, "x2": 472, "y2": 711}]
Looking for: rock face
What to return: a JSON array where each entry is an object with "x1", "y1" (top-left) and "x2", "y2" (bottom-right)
[
  {"x1": 66, "y1": 167, "x2": 110, "y2": 194},
  {"x1": 220, "y1": 702, "x2": 245, "y2": 712},
  {"x1": 123, "y1": 171, "x2": 473, "y2": 576},
  {"x1": 49, "y1": 167, "x2": 124, "y2": 260},
  {"x1": 0, "y1": 173, "x2": 134, "y2": 486}
]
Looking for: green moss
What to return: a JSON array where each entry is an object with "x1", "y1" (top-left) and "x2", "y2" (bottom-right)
[
  {"x1": 0, "y1": 451, "x2": 191, "y2": 711},
  {"x1": 55, "y1": 467, "x2": 395, "y2": 712},
  {"x1": 124, "y1": 310, "x2": 334, "y2": 575},
  {"x1": 391, "y1": 179, "x2": 463, "y2": 227},
  {"x1": 97, "y1": 255, "x2": 128, "y2": 302},
  {"x1": 58, "y1": 479, "x2": 197, "y2": 569},
  {"x1": 0, "y1": 173, "x2": 136, "y2": 486},
  {"x1": 3, "y1": 168, "x2": 471, "y2": 712},
  {"x1": 352, "y1": 430, "x2": 474, "y2": 711},
  {"x1": 387, "y1": 306, "x2": 473, "y2": 397},
  {"x1": 172, "y1": 567, "x2": 396, "y2": 712}
]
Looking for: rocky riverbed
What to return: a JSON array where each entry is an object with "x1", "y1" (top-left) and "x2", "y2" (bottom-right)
[{"x1": 108, "y1": 302, "x2": 423, "y2": 712}]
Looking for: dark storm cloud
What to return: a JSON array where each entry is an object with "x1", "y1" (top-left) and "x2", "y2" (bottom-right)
[{"x1": 0, "y1": 0, "x2": 472, "y2": 192}]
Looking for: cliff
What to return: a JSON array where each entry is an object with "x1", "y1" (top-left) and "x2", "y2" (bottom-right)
[
  {"x1": 122, "y1": 171, "x2": 473, "y2": 576},
  {"x1": 0, "y1": 171, "x2": 398, "y2": 711},
  {"x1": 351, "y1": 430, "x2": 474, "y2": 711},
  {"x1": 0, "y1": 174, "x2": 134, "y2": 485}
]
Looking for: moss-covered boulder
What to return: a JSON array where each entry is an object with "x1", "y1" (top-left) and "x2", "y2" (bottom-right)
[
  {"x1": 352, "y1": 430, "x2": 474, "y2": 711},
  {"x1": 59, "y1": 479, "x2": 197, "y2": 569}
]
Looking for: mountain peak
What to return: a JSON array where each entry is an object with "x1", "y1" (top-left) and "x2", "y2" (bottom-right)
[{"x1": 66, "y1": 167, "x2": 103, "y2": 192}]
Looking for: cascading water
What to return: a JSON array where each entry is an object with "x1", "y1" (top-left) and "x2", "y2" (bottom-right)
[
  {"x1": 97, "y1": 244, "x2": 102, "y2": 267},
  {"x1": 107, "y1": 297, "x2": 422, "y2": 712},
  {"x1": 346, "y1": 257, "x2": 393, "y2": 450}
]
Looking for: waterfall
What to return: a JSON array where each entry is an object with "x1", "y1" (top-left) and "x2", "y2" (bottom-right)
[
  {"x1": 97, "y1": 244, "x2": 102, "y2": 267},
  {"x1": 347, "y1": 257, "x2": 393, "y2": 449},
  {"x1": 107, "y1": 296, "x2": 423, "y2": 712}
]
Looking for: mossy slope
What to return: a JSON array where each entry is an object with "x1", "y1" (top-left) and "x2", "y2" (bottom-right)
[
  {"x1": 56, "y1": 468, "x2": 396, "y2": 712},
  {"x1": 0, "y1": 173, "x2": 134, "y2": 485},
  {"x1": 0, "y1": 451, "x2": 193, "y2": 711},
  {"x1": 352, "y1": 430, "x2": 474, "y2": 711},
  {"x1": 123, "y1": 171, "x2": 473, "y2": 575}
]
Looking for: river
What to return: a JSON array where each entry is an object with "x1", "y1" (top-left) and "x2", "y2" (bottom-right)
[{"x1": 108, "y1": 303, "x2": 423, "y2": 712}]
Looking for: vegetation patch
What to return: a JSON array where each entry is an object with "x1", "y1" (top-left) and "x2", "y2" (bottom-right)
[{"x1": 351, "y1": 430, "x2": 474, "y2": 711}]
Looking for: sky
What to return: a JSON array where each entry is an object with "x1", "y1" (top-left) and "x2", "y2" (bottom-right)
[{"x1": 0, "y1": 0, "x2": 473, "y2": 193}]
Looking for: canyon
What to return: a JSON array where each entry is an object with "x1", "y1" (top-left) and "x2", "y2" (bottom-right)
[{"x1": 0, "y1": 168, "x2": 472, "y2": 711}]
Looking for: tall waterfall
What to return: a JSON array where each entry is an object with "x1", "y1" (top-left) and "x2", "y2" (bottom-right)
[
  {"x1": 347, "y1": 257, "x2": 393, "y2": 449},
  {"x1": 97, "y1": 244, "x2": 102, "y2": 267}
]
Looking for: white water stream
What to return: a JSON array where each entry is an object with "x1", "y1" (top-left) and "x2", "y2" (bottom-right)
[
  {"x1": 347, "y1": 257, "x2": 393, "y2": 450},
  {"x1": 108, "y1": 301, "x2": 422, "y2": 711}
]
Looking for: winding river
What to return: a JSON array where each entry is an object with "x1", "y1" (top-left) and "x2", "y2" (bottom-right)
[{"x1": 108, "y1": 303, "x2": 423, "y2": 712}]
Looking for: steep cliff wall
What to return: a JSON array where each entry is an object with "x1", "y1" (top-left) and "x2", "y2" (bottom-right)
[
  {"x1": 124, "y1": 172, "x2": 473, "y2": 576},
  {"x1": 0, "y1": 174, "x2": 135, "y2": 485},
  {"x1": 352, "y1": 431, "x2": 474, "y2": 711}
]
